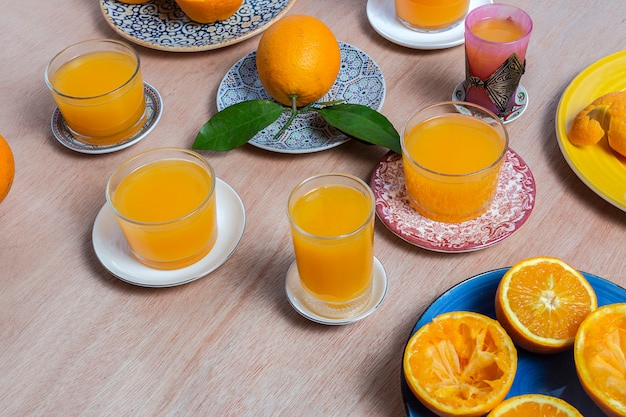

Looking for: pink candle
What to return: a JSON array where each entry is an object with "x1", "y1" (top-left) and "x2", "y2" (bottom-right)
[{"x1": 464, "y1": 4, "x2": 532, "y2": 117}]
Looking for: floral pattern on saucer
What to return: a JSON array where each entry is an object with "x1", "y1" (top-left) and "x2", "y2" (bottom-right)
[
  {"x1": 370, "y1": 150, "x2": 535, "y2": 252},
  {"x1": 100, "y1": 0, "x2": 297, "y2": 52},
  {"x1": 217, "y1": 42, "x2": 386, "y2": 153}
]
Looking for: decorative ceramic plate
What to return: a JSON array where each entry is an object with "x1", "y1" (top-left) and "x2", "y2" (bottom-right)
[
  {"x1": 285, "y1": 257, "x2": 388, "y2": 326},
  {"x1": 370, "y1": 150, "x2": 535, "y2": 252},
  {"x1": 452, "y1": 81, "x2": 528, "y2": 124},
  {"x1": 51, "y1": 83, "x2": 162, "y2": 154},
  {"x1": 100, "y1": 0, "x2": 297, "y2": 52},
  {"x1": 366, "y1": 0, "x2": 492, "y2": 50},
  {"x1": 556, "y1": 50, "x2": 626, "y2": 211},
  {"x1": 92, "y1": 178, "x2": 245, "y2": 287},
  {"x1": 217, "y1": 42, "x2": 386, "y2": 153},
  {"x1": 401, "y1": 268, "x2": 626, "y2": 417}
]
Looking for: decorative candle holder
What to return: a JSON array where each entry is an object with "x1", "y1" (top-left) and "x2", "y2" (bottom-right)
[{"x1": 463, "y1": 4, "x2": 533, "y2": 119}]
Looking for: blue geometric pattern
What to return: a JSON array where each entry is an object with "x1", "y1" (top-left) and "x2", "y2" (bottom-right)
[
  {"x1": 100, "y1": 0, "x2": 296, "y2": 51},
  {"x1": 217, "y1": 42, "x2": 386, "y2": 153}
]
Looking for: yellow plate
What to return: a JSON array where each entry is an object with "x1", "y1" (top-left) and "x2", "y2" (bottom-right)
[{"x1": 556, "y1": 50, "x2": 626, "y2": 211}]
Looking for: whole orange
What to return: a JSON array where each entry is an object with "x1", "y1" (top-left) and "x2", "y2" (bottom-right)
[
  {"x1": 175, "y1": 0, "x2": 242, "y2": 24},
  {"x1": 0, "y1": 134, "x2": 15, "y2": 203},
  {"x1": 255, "y1": 14, "x2": 341, "y2": 108}
]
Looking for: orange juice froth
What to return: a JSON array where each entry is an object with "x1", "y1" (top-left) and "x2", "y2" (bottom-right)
[
  {"x1": 290, "y1": 185, "x2": 374, "y2": 304},
  {"x1": 403, "y1": 113, "x2": 505, "y2": 223},
  {"x1": 51, "y1": 50, "x2": 145, "y2": 143},
  {"x1": 395, "y1": 0, "x2": 469, "y2": 31},
  {"x1": 112, "y1": 158, "x2": 217, "y2": 269}
]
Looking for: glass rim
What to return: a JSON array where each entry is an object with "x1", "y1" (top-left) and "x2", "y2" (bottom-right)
[
  {"x1": 44, "y1": 38, "x2": 142, "y2": 101},
  {"x1": 400, "y1": 101, "x2": 509, "y2": 178},
  {"x1": 106, "y1": 147, "x2": 216, "y2": 227},
  {"x1": 287, "y1": 172, "x2": 375, "y2": 241},
  {"x1": 464, "y1": 3, "x2": 533, "y2": 46}
]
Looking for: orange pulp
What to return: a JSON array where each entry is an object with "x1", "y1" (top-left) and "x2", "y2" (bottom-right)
[{"x1": 402, "y1": 113, "x2": 505, "y2": 223}]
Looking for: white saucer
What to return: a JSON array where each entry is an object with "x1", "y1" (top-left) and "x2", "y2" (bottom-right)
[
  {"x1": 366, "y1": 0, "x2": 492, "y2": 49},
  {"x1": 452, "y1": 81, "x2": 529, "y2": 123},
  {"x1": 285, "y1": 257, "x2": 388, "y2": 325},
  {"x1": 92, "y1": 178, "x2": 246, "y2": 287},
  {"x1": 51, "y1": 83, "x2": 163, "y2": 154}
]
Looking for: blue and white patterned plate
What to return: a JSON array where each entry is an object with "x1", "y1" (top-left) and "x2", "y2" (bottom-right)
[
  {"x1": 100, "y1": 0, "x2": 297, "y2": 52},
  {"x1": 217, "y1": 42, "x2": 386, "y2": 154}
]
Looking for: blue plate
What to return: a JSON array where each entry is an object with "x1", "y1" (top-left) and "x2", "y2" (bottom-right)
[{"x1": 401, "y1": 268, "x2": 626, "y2": 417}]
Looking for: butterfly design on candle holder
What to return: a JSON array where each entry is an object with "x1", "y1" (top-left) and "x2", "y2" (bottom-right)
[{"x1": 466, "y1": 53, "x2": 526, "y2": 113}]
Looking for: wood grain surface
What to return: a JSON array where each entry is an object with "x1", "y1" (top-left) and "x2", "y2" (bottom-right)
[{"x1": 1, "y1": 0, "x2": 624, "y2": 415}]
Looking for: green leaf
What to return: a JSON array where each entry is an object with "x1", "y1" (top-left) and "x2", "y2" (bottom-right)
[
  {"x1": 192, "y1": 100, "x2": 285, "y2": 151},
  {"x1": 316, "y1": 104, "x2": 401, "y2": 154}
]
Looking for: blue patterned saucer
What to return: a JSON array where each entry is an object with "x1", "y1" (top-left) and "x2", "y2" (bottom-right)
[
  {"x1": 217, "y1": 42, "x2": 386, "y2": 154},
  {"x1": 100, "y1": 0, "x2": 296, "y2": 52},
  {"x1": 51, "y1": 83, "x2": 163, "y2": 154}
]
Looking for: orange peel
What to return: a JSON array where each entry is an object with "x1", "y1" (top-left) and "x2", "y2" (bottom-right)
[{"x1": 568, "y1": 91, "x2": 626, "y2": 156}]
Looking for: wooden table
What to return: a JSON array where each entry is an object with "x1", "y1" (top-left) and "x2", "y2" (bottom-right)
[{"x1": 2, "y1": 0, "x2": 625, "y2": 415}]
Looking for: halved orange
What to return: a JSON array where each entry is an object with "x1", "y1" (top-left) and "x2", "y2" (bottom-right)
[
  {"x1": 487, "y1": 394, "x2": 583, "y2": 417},
  {"x1": 403, "y1": 311, "x2": 517, "y2": 417},
  {"x1": 495, "y1": 257, "x2": 597, "y2": 353},
  {"x1": 574, "y1": 303, "x2": 626, "y2": 417}
]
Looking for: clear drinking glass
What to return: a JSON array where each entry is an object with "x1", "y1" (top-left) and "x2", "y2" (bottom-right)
[
  {"x1": 401, "y1": 102, "x2": 508, "y2": 223},
  {"x1": 287, "y1": 173, "x2": 375, "y2": 319},
  {"x1": 45, "y1": 39, "x2": 146, "y2": 146}
]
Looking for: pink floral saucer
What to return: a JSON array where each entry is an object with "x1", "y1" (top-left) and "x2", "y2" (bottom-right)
[{"x1": 370, "y1": 149, "x2": 535, "y2": 252}]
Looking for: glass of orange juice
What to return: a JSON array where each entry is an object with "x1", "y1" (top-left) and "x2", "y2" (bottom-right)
[
  {"x1": 45, "y1": 39, "x2": 146, "y2": 146},
  {"x1": 464, "y1": 4, "x2": 533, "y2": 117},
  {"x1": 401, "y1": 101, "x2": 508, "y2": 223},
  {"x1": 287, "y1": 173, "x2": 375, "y2": 319},
  {"x1": 394, "y1": 0, "x2": 470, "y2": 32},
  {"x1": 106, "y1": 148, "x2": 218, "y2": 270}
]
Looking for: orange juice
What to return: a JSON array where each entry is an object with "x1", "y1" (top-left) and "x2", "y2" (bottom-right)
[
  {"x1": 108, "y1": 150, "x2": 217, "y2": 270},
  {"x1": 401, "y1": 104, "x2": 507, "y2": 223},
  {"x1": 395, "y1": 0, "x2": 470, "y2": 32},
  {"x1": 46, "y1": 40, "x2": 146, "y2": 145},
  {"x1": 289, "y1": 180, "x2": 374, "y2": 308}
]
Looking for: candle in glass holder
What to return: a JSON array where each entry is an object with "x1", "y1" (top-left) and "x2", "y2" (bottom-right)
[{"x1": 464, "y1": 4, "x2": 532, "y2": 118}]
